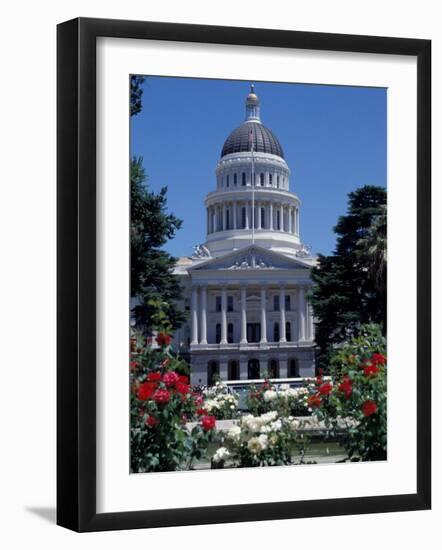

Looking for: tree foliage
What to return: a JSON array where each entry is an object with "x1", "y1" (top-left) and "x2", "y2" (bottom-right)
[
  {"x1": 130, "y1": 157, "x2": 185, "y2": 331},
  {"x1": 130, "y1": 75, "x2": 145, "y2": 117},
  {"x1": 309, "y1": 185, "x2": 387, "y2": 367}
]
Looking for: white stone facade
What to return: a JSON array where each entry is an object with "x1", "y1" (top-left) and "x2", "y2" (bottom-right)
[{"x1": 172, "y1": 86, "x2": 316, "y2": 384}]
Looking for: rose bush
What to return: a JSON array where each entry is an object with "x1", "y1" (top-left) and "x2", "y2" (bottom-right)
[
  {"x1": 308, "y1": 324, "x2": 387, "y2": 461},
  {"x1": 246, "y1": 380, "x2": 310, "y2": 417},
  {"x1": 213, "y1": 411, "x2": 308, "y2": 468},
  {"x1": 130, "y1": 332, "x2": 216, "y2": 472},
  {"x1": 202, "y1": 381, "x2": 239, "y2": 420}
]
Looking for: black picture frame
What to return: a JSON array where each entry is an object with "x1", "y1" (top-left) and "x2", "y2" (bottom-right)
[{"x1": 57, "y1": 17, "x2": 431, "y2": 532}]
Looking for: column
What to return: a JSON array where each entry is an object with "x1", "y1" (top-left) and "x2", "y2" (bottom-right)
[
  {"x1": 288, "y1": 206, "x2": 293, "y2": 233},
  {"x1": 233, "y1": 201, "x2": 237, "y2": 229},
  {"x1": 200, "y1": 285, "x2": 207, "y2": 344},
  {"x1": 269, "y1": 202, "x2": 273, "y2": 230},
  {"x1": 260, "y1": 285, "x2": 267, "y2": 343},
  {"x1": 257, "y1": 202, "x2": 262, "y2": 229},
  {"x1": 240, "y1": 285, "x2": 247, "y2": 344},
  {"x1": 191, "y1": 285, "x2": 199, "y2": 345},
  {"x1": 296, "y1": 208, "x2": 299, "y2": 234},
  {"x1": 279, "y1": 204, "x2": 284, "y2": 232},
  {"x1": 279, "y1": 285, "x2": 286, "y2": 343},
  {"x1": 222, "y1": 203, "x2": 227, "y2": 231},
  {"x1": 220, "y1": 286, "x2": 227, "y2": 345},
  {"x1": 245, "y1": 201, "x2": 250, "y2": 229},
  {"x1": 298, "y1": 286, "x2": 306, "y2": 341},
  {"x1": 306, "y1": 301, "x2": 315, "y2": 341},
  {"x1": 213, "y1": 207, "x2": 218, "y2": 233}
]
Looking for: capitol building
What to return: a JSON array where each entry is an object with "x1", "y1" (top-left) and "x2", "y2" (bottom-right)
[{"x1": 173, "y1": 85, "x2": 317, "y2": 385}]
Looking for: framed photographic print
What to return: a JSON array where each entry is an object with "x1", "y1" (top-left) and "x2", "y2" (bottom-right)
[{"x1": 57, "y1": 17, "x2": 431, "y2": 532}]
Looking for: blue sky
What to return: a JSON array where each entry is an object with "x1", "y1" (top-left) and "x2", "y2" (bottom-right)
[{"x1": 130, "y1": 77, "x2": 386, "y2": 257}]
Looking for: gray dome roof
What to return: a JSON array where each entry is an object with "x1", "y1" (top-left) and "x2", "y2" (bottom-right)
[{"x1": 221, "y1": 121, "x2": 284, "y2": 159}]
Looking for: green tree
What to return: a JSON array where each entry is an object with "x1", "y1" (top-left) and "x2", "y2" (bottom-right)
[
  {"x1": 310, "y1": 185, "x2": 387, "y2": 368},
  {"x1": 130, "y1": 158, "x2": 185, "y2": 331},
  {"x1": 130, "y1": 76, "x2": 186, "y2": 332},
  {"x1": 130, "y1": 75, "x2": 145, "y2": 116}
]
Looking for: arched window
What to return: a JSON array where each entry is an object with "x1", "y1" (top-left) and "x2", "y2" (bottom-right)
[
  {"x1": 288, "y1": 359, "x2": 299, "y2": 378},
  {"x1": 286, "y1": 322, "x2": 292, "y2": 342},
  {"x1": 229, "y1": 361, "x2": 239, "y2": 380},
  {"x1": 227, "y1": 323, "x2": 234, "y2": 343},
  {"x1": 260, "y1": 173, "x2": 264, "y2": 185},
  {"x1": 269, "y1": 174, "x2": 273, "y2": 186},
  {"x1": 216, "y1": 323, "x2": 221, "y2": 344},
  {"x1": 242, "y1": 172, "x2": 246, "y2": 186},
  {"x1": 248, "y1": 359, "x2": 260, "y2": 379},
  {"x1": 269, "y1": 359, "x2": 279, "y2": 378},
  {"x1": 273, "y1": 322, "x2": 280, "y2": 342},
  {"x1": 208, "y1": 361, "x2": 219, "y2": 386}
]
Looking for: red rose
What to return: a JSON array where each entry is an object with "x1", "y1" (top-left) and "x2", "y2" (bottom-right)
[
  {"x1": 371, "y1": 353, "x2": 386, "y2": 366},
  {"x1": 316, "y1": 375, "x2": 323, "y2": 386},
  {"x1": 196, "y1": 408, "x2": 207, "y2": 416},
  {"x1": 162, "y1": 371, "x2": 180, "y2": 387},
  {"x1": 194, "y1": 395, "x2": 204, "y2": 407},
  {"x1": 362, "y1": 400, "x2": 378, "y2": 417},
  {"x1": 178, "y1": 374, "x2": 189, "y2": 385},
  {"x1": 137, "y1": 382, "x2": 156, "y2": 401},
  {"x1": 147, "y1": 371, "x2": 162, "y2": 382},
  {"x1": 364, "y1": 365, "x2": 380, "y2": 378},
  {"x1": 156, "y1": 333, "x2": 172, "y2": 347},
  {"x1": 200, "y1": 415, "x2": 216, "y2": 431},
  {"x1": 176, "y1": 382, "x2": 190, "y2": 395},
  {"x1": 307, "y1": 393, "x2": 322, "y2": 408},
  {"x1": 153, "y1": 388, "x2": 171, "y2": 404},
  {"x1": 338, "y1": 377, "x2": 353, "y2": 399},
  {"x1": 145, "y1": 415, "x2": 159, "y2": 427},
  {"x1": 318, "y1": 382, "x2": 333, "y2": 396}
]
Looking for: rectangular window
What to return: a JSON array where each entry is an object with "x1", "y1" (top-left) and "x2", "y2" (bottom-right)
[
  {"x1": 226, "y1": 174, "x2": 229, "y2": 187},
  {"x1": 242, "y1": 207, "x2": 246, "y2": 228},
  {"x1": 215, "y1": 296, "x2": 221, "y2": 312},
  {"x1": 227, "y1": 295, "x2": 234, "y2": 312},
  {"x1": 242, "y1": 172, "x2": 246, "y2": 186},
  {"x1": 269, "y1": 174, "x2": 273, "y2": 186},
  {"x1": 234, "y1": 173, "x2": 237, "y2": 185},
  {"x1": 273, "y1": 295, "x2": 280, "y2": 311},
  {"x1": 285, "y1": 295, "x2": 291, "y2": 311}
]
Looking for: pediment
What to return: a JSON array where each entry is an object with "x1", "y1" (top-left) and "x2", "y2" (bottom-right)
[{"x1": 189, "y1": 245, "x2": 310, "y2": 272}]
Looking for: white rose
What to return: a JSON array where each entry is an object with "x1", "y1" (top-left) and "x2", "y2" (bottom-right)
[
  {"x1": 213, "y1": 446, "x2": 230, "y2": 463},
  {"x1": 247, "y1": 437, "x2": 262, "y2": 454},
  {"x1": 258, "y1": 434, "x2": 269, "y2": 450},
  {"x1": 260, "y1": 411, "x2": 278, "y2": 423},
  {"x1": 227, "y1": 425, "x2": 241, "y2": 442},
  {"x1": 270, "y1": 419, "x2": 282, "y2": 432},
  {"x1": 263, "y1": 390, "x2": 277, "y2": 402},
  {"x1": 269, "y1": 434, "x2": 279, "y2": 446}
]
